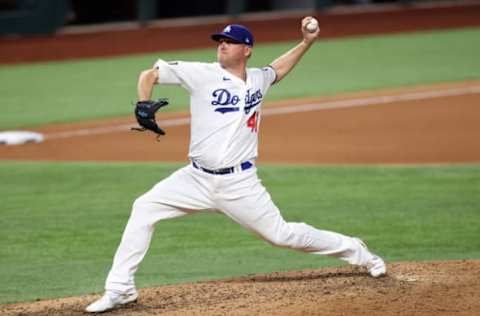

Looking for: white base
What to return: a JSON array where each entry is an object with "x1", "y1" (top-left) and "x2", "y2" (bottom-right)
[{"x1": 0, "y1": 131, "x2": 44, "y2": 145}]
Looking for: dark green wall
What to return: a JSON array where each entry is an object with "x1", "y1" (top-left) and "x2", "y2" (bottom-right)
[{"x1": 0, "y1": 0, "x2": 69, "y2": 35}]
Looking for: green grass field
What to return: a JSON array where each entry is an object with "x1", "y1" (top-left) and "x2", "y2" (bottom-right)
[
  {"x1": 1, "y1": 162, "x2": 479, "y2": 304},
  {"x1": 1, "y1": 27, "x2": 480, "y2": 305},
  {"x1": 1, "y1": 28, "x2": 479, "y2": 129}
]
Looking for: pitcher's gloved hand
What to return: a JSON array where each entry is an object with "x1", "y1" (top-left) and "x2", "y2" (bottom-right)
[{"x1": 132, "y1": 99, "x2": 169, "y2": 136}]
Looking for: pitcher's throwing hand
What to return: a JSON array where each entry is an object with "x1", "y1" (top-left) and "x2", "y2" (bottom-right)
[{"x1": 86, "y1": 18, "x2": 385, "y2": 313}]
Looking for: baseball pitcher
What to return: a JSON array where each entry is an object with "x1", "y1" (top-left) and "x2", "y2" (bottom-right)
[{"x1": 86, "y1": 17, "x2": 386, "y2": 313}]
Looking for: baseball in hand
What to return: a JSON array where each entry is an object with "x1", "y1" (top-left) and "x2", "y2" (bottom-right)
[{"x1": 306, "y1": 18, "x2": 319, "y2": 33}]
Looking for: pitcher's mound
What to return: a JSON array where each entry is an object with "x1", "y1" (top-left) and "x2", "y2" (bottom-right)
[{"x1": 1, "y1": 260, "x2": 479, "y2": 315}]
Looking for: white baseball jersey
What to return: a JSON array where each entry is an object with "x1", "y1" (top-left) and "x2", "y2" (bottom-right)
[
  {"x1": 102, "y1": 58, "x2": 382, "y2": 296},
  {"x1": 154, "y1": 59, "x2": 276, "y2": 169}
]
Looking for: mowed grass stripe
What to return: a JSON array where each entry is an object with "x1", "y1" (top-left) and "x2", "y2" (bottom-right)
[{"x1": 1, "y1": 161, "x2": 479, "y2": 303}]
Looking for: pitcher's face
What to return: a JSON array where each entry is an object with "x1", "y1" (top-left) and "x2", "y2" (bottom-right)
[{"x1": 216, "y1": 38, "x2": 251, "y2": 67}]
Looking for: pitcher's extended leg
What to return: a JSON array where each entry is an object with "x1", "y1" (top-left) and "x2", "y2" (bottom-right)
[
  {"x1": 105, "y1": 200, "x2": 186, "y2": 294},
  {"x1": 106, "y1": 165, "x2": 215, "y2": 293},
  {"x1": 217, "y1": 171, "x2": 377, "y2": 267}
]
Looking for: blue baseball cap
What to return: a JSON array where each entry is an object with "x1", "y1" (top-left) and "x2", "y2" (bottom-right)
[{"x1": 211, "y1": 24, "x2": 254, "y2": 46}]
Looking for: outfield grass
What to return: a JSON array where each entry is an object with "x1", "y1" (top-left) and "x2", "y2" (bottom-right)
[
  {"x1": 1, "y1": 161, "x2": 479, "y2": 304},
  {"x1": 1, "y1": 28, "x2": 479, "y2": 129}
]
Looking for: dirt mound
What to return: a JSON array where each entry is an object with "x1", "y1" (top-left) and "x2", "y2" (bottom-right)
[{"x1": 2, "y1": 260, "x2": 479, "y2": 316}]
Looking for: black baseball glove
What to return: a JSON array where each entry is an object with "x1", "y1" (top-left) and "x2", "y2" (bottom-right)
[{"x1": 132, "y1": 99, "x2": 169, "y2": 136}]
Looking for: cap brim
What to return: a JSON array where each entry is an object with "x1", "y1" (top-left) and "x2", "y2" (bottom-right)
[{"x1": 211, "y1": 33, "x2": 243, "y2": 44}]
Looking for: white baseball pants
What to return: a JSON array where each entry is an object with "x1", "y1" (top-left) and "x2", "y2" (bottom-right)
[{"x1": 105, "y1": 164, "x2": 374, "y2": 294}]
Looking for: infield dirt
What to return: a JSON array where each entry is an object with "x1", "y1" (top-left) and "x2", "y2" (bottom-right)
[{"x1": 2, "y1": 81, "x2": 480, "y2": 164}]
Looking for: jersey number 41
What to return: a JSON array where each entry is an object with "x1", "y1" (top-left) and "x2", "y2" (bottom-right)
[{"x1": 247, "y1": 111, "x2": 259, "y2": 133}]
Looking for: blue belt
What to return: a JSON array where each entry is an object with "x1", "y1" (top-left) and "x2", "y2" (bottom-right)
[{"x1": 192, "y1": 161, "x2": 253, "y2": 175}]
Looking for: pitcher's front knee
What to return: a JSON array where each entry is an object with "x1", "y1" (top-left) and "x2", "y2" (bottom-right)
[
  {"x1": 128, "y1": 196, "x2": 156, "y2": 229},
  {"x1": 132, "y1": 195, "x2": 148, "y2": 213}
]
